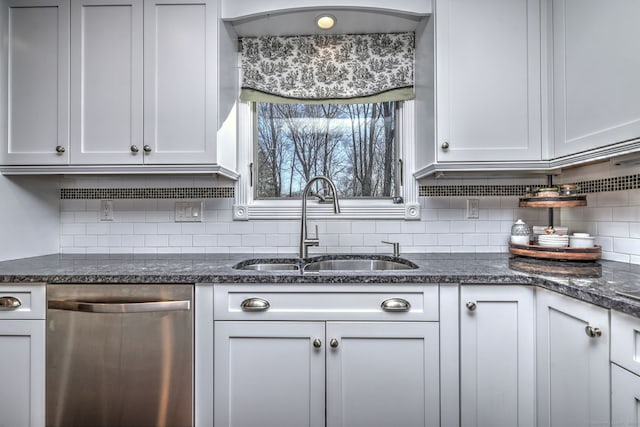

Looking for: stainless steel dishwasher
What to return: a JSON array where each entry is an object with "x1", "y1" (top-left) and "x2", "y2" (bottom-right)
[{"x1": 46, "y1": 284, "x2": 193, "y2": 427}]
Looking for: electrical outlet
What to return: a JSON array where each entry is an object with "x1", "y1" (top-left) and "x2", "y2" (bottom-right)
[
  {"x1": 466, "y1": 199, "x2": 479, "y2": 219},
  {"x1": 175, "y1": 201, "x2": 204, "y2": 222},
  {"x1": 100, "y1": 200, "x2": 114, "y2": 221}
]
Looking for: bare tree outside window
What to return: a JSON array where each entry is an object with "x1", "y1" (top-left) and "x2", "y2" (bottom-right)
[{"x1": 256, "y1": 102, "x2": 398, "y2": 199}]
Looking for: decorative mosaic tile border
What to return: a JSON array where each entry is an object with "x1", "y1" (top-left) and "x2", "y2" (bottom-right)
[
  {"x1": 419, "y1": 173, "x2": 640, "y2": 197},
  {"x1": 60, "y1": 187, "x2": 235, "y2": 200},
  {"x1": 419, "y1": 184, "x2": 543, "y2": 197},
  {"x1": 575, "y1": 174, "x2": 640, "y2": 193}
]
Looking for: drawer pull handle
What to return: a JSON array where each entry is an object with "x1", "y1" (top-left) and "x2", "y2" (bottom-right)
[
  {"x1": 0, "y1": 296, "x2": 22, "y2": 310},
  {"x1": 381, "y1": 298, "x2": 411, "y2": 312},
  {"x1": 313, "y1": 338, "x2": 322, "y2": 348},
  {"x1": 466, "y1": 301, "x2": 477, "y2": 311},
  {"x1": 585, "y1": 325, "x2": 602, "y2": 338},
  {"x1": 330, "y1": 338, "x2": 339, "y2": 348},
  {"x1": 240, "y1": 298, "x2": 270, "y2": 312}
]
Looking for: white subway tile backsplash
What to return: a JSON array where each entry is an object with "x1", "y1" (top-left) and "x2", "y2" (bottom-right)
[
  {"x1": 134, "y1": 223, "x2": 158, "y2": 235},
  {"x1": 169, "y1": 235, "x2": 193, "y2": 247},
  {"x1": 145, "y1": 235, "x2": 169, "y2": 247},
  {"x1": 62, "y1": 224, "x2": 86, "y2": 235},
  {"x1": 56, "y1": 167, "x2": 640, "y2": 264},
  {"x1": 597, "y1": 222, "x2": 629, "y2": 238},
  {"x1": 613, "y1": 238, "x2": 640, "y2": 255}
]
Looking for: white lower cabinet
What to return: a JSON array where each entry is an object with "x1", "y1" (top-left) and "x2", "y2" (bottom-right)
[
  {"x1": 460, "y1": 285, "x2": 535, "y2": 427},
  {"x1": 611, "y1": 310, "x2": 640, "y2": 426},
  {"x1": 536, "y1": 289, "x2": 610, "y2": 427},
  {"x1": 0, "y1": 285, "x2": 46, "y2": 427},
  {"x1": 612, "y1": 363, "x2": 640, "y2": 427},
  {"x1": 213, "y1": 284, "x2": 440, "y2": 427}
]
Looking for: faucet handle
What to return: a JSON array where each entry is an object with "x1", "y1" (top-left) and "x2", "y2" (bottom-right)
[{"x1": 381, "y1": 241, "x2": 400, "y2": 257}]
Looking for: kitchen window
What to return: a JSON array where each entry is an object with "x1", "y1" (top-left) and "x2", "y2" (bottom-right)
[
  {"x1": 232, "y1": 32, "x2": 420, "y2": 220},
  {"x1": 254, "y1": 101, "x2": 399, "y2": 200}
]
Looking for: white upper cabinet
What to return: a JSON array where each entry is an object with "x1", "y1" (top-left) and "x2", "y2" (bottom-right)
[
  {"x1": 143, "y1": 0, "x2": 218, "y2": 165},
  {"x1": 552, "y1": 0, "x2": 640, "y2": 158},
  {"x1": 435, "y1": 0, "x2": 542, "y2": 162},
  {"x1": 1, "y1": 0, "x2": 237, "y2": 176},
  {"x1": 70, "y1": 0, "x2": 144, "y2": 165},
  {"x1": 2, "y1": 0, "x2": 69, "y2": 165}
]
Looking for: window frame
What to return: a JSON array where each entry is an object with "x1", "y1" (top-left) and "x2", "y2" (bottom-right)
[{"x1": 233, "y1": 101, "x2": 421, "y2": 221}]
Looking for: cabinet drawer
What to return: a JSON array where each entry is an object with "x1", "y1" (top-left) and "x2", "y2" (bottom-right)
[
  {"x1": 214, "y1": 284, "x2": 439, "y2": 321},
  {"x1": 611, "y1": 310, "x2": 640, "y2": 376},
  {"x1": 0, "y1": 284, "x2": 46, "y2": 320}
]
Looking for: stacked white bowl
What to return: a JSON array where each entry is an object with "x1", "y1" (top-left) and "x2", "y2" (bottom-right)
[
  {"x1": 569, "y1": 233, "x2": 595, "y2": 248},
  {"x1": 538, "y1": 234, "x2": 569, "y2": 247}
]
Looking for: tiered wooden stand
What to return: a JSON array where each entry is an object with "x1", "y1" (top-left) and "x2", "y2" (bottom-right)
[{"x1": 510, "y1": 193, "x2": 601, "y2": 261}]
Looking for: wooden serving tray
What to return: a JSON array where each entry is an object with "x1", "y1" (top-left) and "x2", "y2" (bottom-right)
[
  {"x1": 518, "y1": 195, "x2": 587, "y2": 208},
  {"x1": 508, "y1": 242, "x2": 601, "y2": 261}
]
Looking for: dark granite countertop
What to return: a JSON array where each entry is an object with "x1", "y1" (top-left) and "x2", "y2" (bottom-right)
[{"x1": 1, "y1": 252, "x2": 639, "y2": 317}]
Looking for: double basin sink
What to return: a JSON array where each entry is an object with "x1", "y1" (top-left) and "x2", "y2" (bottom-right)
[{"x1": 233, "y1": 254, "x2": 418, "y2": 273}]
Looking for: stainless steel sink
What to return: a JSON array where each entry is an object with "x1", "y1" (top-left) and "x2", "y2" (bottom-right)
[
  {"x1": 233, "y1": 255, "x2": 417, "y2": 272},
  {"x1": 304, "y1": 257, "x2": 417, "y2": 272},
  {"x1": 234, "y1": 262, "x2": 299, "y2": 271}
]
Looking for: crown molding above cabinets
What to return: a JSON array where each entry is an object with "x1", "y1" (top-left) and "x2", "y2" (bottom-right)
[
  {"x1": 415, "y1": 0, "x2": 640, "y2": 179},
  {"x1": 0, "y1": 0, "x2": 239, "y2": 178}
]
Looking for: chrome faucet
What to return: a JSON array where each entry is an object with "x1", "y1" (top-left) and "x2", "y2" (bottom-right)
[{"x1": 300, "y1": 176, "x2": 340, "y2": 258}]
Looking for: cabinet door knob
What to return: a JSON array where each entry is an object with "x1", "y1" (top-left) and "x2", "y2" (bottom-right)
[
  {"x1": 130, "y1": 145, "x2": 139, "y2": 153},
  {"x1": 240, "y1": 297, "x2": 270, "y2": 312},
  {"x1": 330, "y1": 338, "x2": 339, "y2": 348},
  {"x1": 0, "y1": 296, "x2": 22, "y2": 309},
  {"x1": 313, "y1": 338, "x2": 322, "y2": 348},
  {"x1": 585, "y1": 325, "x2": 602, "y2": 338},
  {"x1": 55, "y1": 145, "x2": 66, "y2": 153},
  {"x1": 381, "y1": 298, "x2": 411, "y2": 312},
  {"x1": 143, "y1": 145, "x2": 152, "y2": 153},
  {"x1": 441, "y1": 141, "x2": 450, "y2": 150},
  {"x1": 466, "y1": 301, "x2": 477, "y2": 311}
]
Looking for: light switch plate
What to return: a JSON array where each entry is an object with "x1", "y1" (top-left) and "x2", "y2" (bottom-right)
[
  {"x1": 175, "y1": 201, "x2": 204, "y2": 222},
  {"x1": 100, "y1": 200, "x2": 114, "y2": 221},
  {"x1": 466, "y1": 199, "x2": 479, "y2": 219}
]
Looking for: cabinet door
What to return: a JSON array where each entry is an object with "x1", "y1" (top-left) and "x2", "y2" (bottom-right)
[
  {"x1": 143, "y1": 0, "x2": 217, "y2": 164},
  {"x1": 326, "y1": 322, "x2": 439, "y2": 427},
  {"x1": 70, "y1": 0, "x2": 143, "y2": 164},
  {"x1": 553, "y1": 0, "x2": 640, "y2": 157},
  {"x1": 0, "y1": 320, "x2": 45, "y2": 427},
  {"x1": 460, "y1": 286, "x2": 535, "y2": 427},
  {"x1": 3, "y1": 0, "x2": 69, "y2": 165},
  {"x1": 214, "y1": 321, "x2": 325, "y2": 427},
  {"x1": 536, "y1": 289, "x2": 610, "y2": 427},
  {"x1": 435, "y1": 0, "x2": 541, "y2": 162},
  {"x1": 612, "y1": 363, "x2": 640, "y2": 427}
]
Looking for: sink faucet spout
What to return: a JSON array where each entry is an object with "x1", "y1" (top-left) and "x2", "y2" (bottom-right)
[{"x1": 300, "y1": 176, "x2": 340, "y2": 258}]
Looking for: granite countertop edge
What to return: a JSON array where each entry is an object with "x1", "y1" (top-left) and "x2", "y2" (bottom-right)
[{"x1": 1, "y1": 253, "x2": 639, "y2": 318}]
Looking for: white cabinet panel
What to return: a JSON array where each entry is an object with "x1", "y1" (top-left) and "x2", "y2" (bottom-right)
[
  {"x1": 4, "y1": 0, "x2": 69, "y2": 165},
  {"x1": 214, "y1": 321, "x2": 325, "y2": 427},
  {"x1": 536, "y1": 289, "x2": 610, "y2": 427},
  {"x1": 70, "y1": 0, "x2": 143, "y2": 164},
  {"x1": 611, "y1": 310, "x2": 640, "y2": 377},
  {"x1": 435, "y1": 0, "x2": 541, "y2": 162},
  {"x1": 612, "y1": 363, "x2": 640, "y2": 427},
  {"x1": 0, "y1": 320, "x2": 45, "y2": 427},
  {"x1": 553, "y1": 0, "x2": 640, "y2": 157},
  {"x1": 143, "y1": 0, "x2": 217, "y2": 164},
  {"x1": 326, "y1": 322, "x2": 440, "y2": 427},
  {"x1": 460, "y1": 286, "x2": 535, "y2": 427}
]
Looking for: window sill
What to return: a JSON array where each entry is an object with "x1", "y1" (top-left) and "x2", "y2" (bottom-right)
[{"x1": 233, "y1": 199, "x2": 420, "y2": 221}]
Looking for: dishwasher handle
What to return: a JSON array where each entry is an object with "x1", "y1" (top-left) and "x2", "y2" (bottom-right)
[{"x1": 48, "y1": 299, "x2": 191, "y2": 313}]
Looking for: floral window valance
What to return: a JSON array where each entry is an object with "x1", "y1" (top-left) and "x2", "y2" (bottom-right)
[{"x1": 239, "y1": 32, "x2": 415, "y2": 104}]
